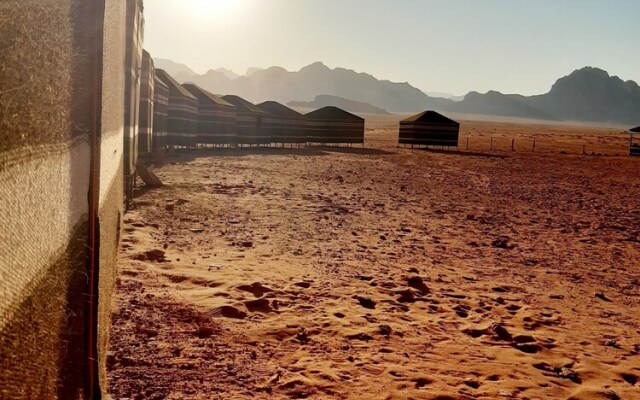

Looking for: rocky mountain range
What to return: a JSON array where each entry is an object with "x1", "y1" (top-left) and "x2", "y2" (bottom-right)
[
  {"x1": 289, "y1": 95, "x2": 390, "y2": 115},
  {"x1": 153, "y1": 58, "x2": 640, "y2": 125}
]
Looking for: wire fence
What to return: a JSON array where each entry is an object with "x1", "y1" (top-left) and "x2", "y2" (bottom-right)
[{"x1": 457, "y1": 135, "x2": 630, "y2": 156}]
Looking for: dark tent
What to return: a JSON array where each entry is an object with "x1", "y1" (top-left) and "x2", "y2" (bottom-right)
[
  {"x1": 138, "y1": 50, "x2": 154, "y2": 157},
  {"x1": 399, "y1": 111, "x2": 460, "y2": 147},
  {"x1": 152, "y1": 76, "x2": 169, "y2": 159},
  {"x1": 257, "y1": 101, "x2": 307, "y2": 145},
  {"x1": 155, "y1": 69, "x2": 198, "y2": 148},
  {"x1": 630, "y1": 126, "x2": 640, "y2": 156},
  {"x1": 123, "y1": 0, "x2": 143, "y2": 199},
  {"x1": 183, "y1": 84, "x2": 237, "y2": 146},
  {"x1": 221, "y1": 95, "x2": 269, "y2": 145},
  {"x1": 305, "y1": 106, "x2": 365, "y2": 145}
]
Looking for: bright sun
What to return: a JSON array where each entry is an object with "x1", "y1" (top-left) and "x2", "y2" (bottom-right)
[{"x1": 188, "y1": 0, "x2": 240, "y2": 16}]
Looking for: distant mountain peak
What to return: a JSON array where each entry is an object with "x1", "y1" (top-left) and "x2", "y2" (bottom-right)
[
  {"x1": 300, "y1": 61, "x2": 330, "y2": 72},
  {"x1": 246, "y1": 67, "x2": 263, "y2": 76},
  {"x1": 213, "y1": 67, "x2": 239, "y2": 79}
]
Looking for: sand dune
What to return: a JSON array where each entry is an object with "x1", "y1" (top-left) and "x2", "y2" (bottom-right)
[{"x1": 108, "y1": 118, "x2": 639, "y2": 399}]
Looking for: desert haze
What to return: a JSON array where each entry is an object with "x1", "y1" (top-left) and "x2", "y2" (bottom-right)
[{"x1": 108, "y1": 116, "x2": 639, "y2": 400}]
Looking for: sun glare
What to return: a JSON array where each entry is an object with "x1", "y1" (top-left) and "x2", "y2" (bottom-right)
[{"x1": 187, "y1": 0, "x2": 241, "y2": 16}]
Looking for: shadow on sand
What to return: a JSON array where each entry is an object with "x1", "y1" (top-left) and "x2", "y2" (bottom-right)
[
  {"x1": 419, "y1": 147, "x2": 509, "y2": 159},
  {"x1": 162, "y1": 147, "x2": 330, "y2": 163},
  {"x1": 316, "y1": 146, "x2": 395, "y2": 156}
]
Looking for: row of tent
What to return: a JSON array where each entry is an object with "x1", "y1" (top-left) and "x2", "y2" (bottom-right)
[
  {"x1": 136, "y1": 52, "x2": 462, "y2": 159},
  {"x1": 127, "y1": 51, "x2": 463, "y2": 201},
  {"x1": 141, "y1": 59, "x2": 367, "y2": 156}
]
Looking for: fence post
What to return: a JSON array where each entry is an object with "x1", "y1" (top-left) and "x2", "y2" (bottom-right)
[
  {"x1": 533, "y1": 139, "x2": 536, "y2": 152},
  {"x1": 511, "y1": 138, "x2": 515, "y2": 152},
  {"x1": 490, "y1": 137, "x2": 493, "y2": 151},
  {"x1": 466, "y1": 137, "x2": 469, "y2": 150},
  {"x1": 582, "y1": 144, "x2": 586, "y2": 155}
]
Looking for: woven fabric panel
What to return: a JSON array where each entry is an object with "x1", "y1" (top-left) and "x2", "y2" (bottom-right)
[{"x1": 0, "y1": 1, "x2": 89, "y2": 398}]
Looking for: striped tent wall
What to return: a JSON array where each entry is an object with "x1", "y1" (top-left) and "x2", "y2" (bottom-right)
[
  {"x1": 183, "y1": 84, "x2": 237, "y2": 146},
  {"x1": 305, "y1": 106, "x2": 365, "y2": 145},
  {"x1": 630, "y1": 126, "x2": 640, "y2": 157},
  {"x1": 138, "y1": 50, "x2": 155, "y2": 157},
  {"x1": 0, "y1": 0, "x2": 127, "y2": 398},
  {"x1": 153, "y1": 77, "x2": 169, "y2": 160},
  {"x1": 257, "y1": 101, "x2": 307, "y2": 144},
  {"x1": 222, "y1": 95, "x2": 269, "y2": 145},
  {"x1": 155, "y1": 69, "x2": 198, "y2": 148},
  {"x1": 123, "y1": 0, "x2": 143, "y2": 200},
  {"x1": 399, "y1": 111, "x2": 460, "y2": 147}
]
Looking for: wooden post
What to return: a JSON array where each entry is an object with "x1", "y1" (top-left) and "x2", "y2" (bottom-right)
[
  {"x1": 582, "y1": 144, "x2": 586, "y2": 155},
  {"x1": 533, "y1": 139, "x2": 536, "y2": 152},
  {"x1": 466, "y1": 137, "x2": 469, "y2": 150},
  {"x1": 511, "y1": 138, "x2": 515, "y2": 152},
  {"x1": 490, "y1": 137, "x2": 493, "y2": 151}
]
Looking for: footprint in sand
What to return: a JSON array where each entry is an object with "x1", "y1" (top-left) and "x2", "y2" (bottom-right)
[
  {"x1": 245, "y1": 298, "x2": 275, "y2": 313},
  {"x1": 209, "y1": 305, "x2": 247, "y2": 319},
  {"x1": 236, "y1": 282, "x2": 273, "y2": 298}
]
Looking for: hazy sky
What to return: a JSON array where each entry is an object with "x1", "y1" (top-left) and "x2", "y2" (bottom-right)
[{"x1": 144, "y1": 0, "x2": 640, "y2": 96}]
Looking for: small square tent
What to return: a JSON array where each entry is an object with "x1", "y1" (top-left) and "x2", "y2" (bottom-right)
[
  {"x1": 399, "y1": 111, "x2": 460, "y2": 147},
  {"x1": 155, "y1": 69, "x2": 199, "y2": 148},
  {"x1": 221, "y1": 95, "x2": 269, "y2": 145},
  {"x1": 152, "y1": 76, "x2": 169, "y2": 159},
  {"x1": 630, "y1": 126, "x2": 640, "y2": 156},
  {"x1": 305, "y1": 106, "x2": 365, "y2": 145},
  {"x1": 183, "y1": 84, "x2": 237, "y2": 146},
  {"x1": 257, "y1": 101, "x2": 307, "y2": 145},
  {"x1": 138, "y1": 50, "x2": 155, "y2": 157}
]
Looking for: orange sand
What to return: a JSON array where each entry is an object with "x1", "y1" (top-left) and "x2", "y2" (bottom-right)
[{"x1": 108, "y1": 116, "x2": 639, "y2": 400}]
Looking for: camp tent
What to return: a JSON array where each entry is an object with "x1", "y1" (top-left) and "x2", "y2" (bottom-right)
[
  {"x1": 257, "y1": 101, "x2": 307, "y2": 145},
  {"x1": 123, "y1": 0, "x2": 144, "y2": 199},
  {"x1": 305, "y1": 106, "x2": 365, "y2": 145},
  {"x1": 152, "y1": 76, "x2": 169, "y2": 160},
  {"x1": 183, "y1": 84, "x2": 237, "y2": 146},
  {"x1": 629, "y1": 126, "x2": 640, "y2": 156},
  {"x1": 138, "y1": 50, "x2": 155, "y2": 157},
  {"x1": 155, "y1": 69, "x2": 199, "y2": 148},
  {"x1": 399, "y1": 111, "x2": 460, "y2": 148},
  {"x1": 0, "y1": 0, "x2": 130, "y2": 397},
  {"x1": 221, "y1": 95, "x2": 269, "y2": 146}
]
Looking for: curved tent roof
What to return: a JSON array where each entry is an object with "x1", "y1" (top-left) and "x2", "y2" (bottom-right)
[
  {"x1": 305, "y1": 106, "x2": 364, "y2": 122},
  {"x1": 221, "y1": 95, "x2": 267, "y2": 114},
  {"x1": 155, "y1": 75, "x2": 169, "y2": 91},
  {"x1": 402, "y1": 110, "x2": 459, "y2": 125},
  {"x1": 257, "y1": 101, "x2": 303, "y2": 119},
  {"x1": 630, "y1": 126, "x2": 640, "y2": 133},
  {"x1": 155, "y1": 69, "x2": 197, "y2": 100},
  {"x1": 182, "y1": 84, "x2": 235, "y2": 108}
]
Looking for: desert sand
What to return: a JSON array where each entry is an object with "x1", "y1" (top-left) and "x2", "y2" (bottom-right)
[{"x1": 108, "y1": 116, "x2": 639, "y2": 400}]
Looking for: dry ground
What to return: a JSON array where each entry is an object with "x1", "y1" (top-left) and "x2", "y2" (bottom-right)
[{"x1": 108, "y1": 116, "x2": 639, "y2": 400}]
